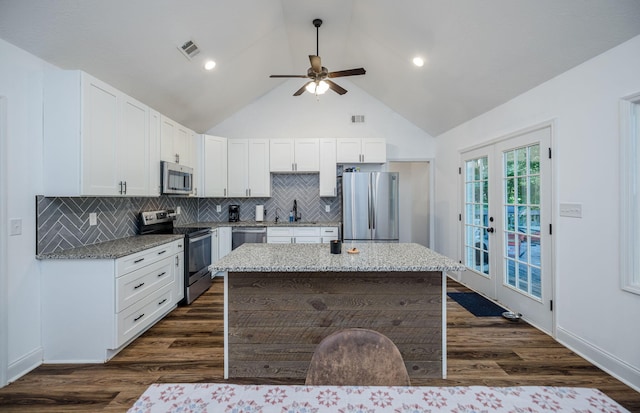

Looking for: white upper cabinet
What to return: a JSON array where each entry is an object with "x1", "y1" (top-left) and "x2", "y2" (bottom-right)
[
  {"x1": 270, "y1": 138, "x2": 319, "y2": 172},
  {"x1": 336, "y1": 138, "x2": 386, "y2": 164},
  {"x1": 200, "y1": 135, "x2": 228, "y2": 197},
  {"x1": 118, "y1": 96, "x2": 149, "y2": 196},
  {"x1": 227, "y1": 139, "x2": 270, "y2": 198},
  {"x1": 160, "y1": 116, "x2": 194, "y2": 167},
  {"x1": 43, "y1": 70, "x2": 152, "y2": 196},
  {"x1": 319, "y1": 138, "x2": 337, "y2": 197},
  {"x1": 148, "y1": 109, "x2": 162, "y2": 196},
  {"x1": 248, "y1": 139, "x2": 271, "y2": 197}
]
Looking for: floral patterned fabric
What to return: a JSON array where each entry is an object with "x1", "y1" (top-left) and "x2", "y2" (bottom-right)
[{"x1": 128, "y1": 384, "x2": 629, "y2": 413}]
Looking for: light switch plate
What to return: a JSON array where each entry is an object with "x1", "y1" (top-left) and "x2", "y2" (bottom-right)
[
  {"x1": 325, "y1": 205, "x2": 331, "y2": 212},
  {"x1": 9, "y1": 218, "x2": 22, "y2": 236},
  {"x1": 216, "y1": 205, "x2": 221, "y2": 213},
  {"x1": 89, "y1": 212, "x2": 97, "y2": 226},
  {"x1": 560, "y1": 203, "x2": 582, "y2": 218},
  {"x1": 176, "y1": 206, "x2": 181, "y2": 214}
]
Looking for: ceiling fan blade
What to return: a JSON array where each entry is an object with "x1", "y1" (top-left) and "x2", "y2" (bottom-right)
[
  {"x1": 309, "y1": 55, "x2": 322, "y2": 73},
  {"x1": 270, "y1": 74, "x2": 309, "y2": 78},
  {"x1": 293, "y1": 81, "x2": 312, "y2": 96},
  {"x1": 328, "y1": 68, "x2": 366, "y2": 78},
  {"x1": 325, "y1": 79, "x2": 347, "y2": 95}
]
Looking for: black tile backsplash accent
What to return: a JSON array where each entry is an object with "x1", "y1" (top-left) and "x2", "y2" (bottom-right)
[{"x1": 36, "y1": 171, "x2": 342, "y2": 254}]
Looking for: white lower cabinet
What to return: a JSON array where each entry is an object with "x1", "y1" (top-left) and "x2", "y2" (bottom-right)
[
  {"x1": 41, "y1": 239, "x2": 184, "y2": 362},
  {"x1": 320, "y1": 227, "x2": 340, "y2": 243},
  {"x1": 267, "y1": 227, "x2": 337, "y2": 244},
  {"x1": 211, "y1": 227, "x2": 232, "y2": 276}
]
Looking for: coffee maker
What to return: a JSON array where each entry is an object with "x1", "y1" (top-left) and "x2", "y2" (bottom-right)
[{"x1": 228, "y1": 205, "x2": 240, "y2": 222}]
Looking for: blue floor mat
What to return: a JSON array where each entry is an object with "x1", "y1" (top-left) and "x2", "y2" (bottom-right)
[{"x1": 447, "y1": 292, "x2": 507, "y2": 317}]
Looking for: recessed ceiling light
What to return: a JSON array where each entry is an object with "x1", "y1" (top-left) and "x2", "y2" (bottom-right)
[
  {"x1": 204, "y1": 60, "x2": 216, "y2": 71},
  {"x1": 412, "y1": 57, "x2": 425, "y2": 67}
]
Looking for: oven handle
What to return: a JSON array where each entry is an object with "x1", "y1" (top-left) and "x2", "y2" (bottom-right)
[{"x1": 189, "y1": 232, "x2": 212, "y2": 243}]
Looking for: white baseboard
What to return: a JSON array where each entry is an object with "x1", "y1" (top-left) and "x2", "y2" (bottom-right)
[
  {"x1": 8, "y1": 347, "x2": 43, "y2": 384},
  {"x1": 557, "y1": 326, "x2": 640, "y2": 392}
]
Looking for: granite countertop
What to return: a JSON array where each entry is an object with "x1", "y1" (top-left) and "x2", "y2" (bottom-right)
[
  {"x1": 36, "y1": 234, "x2": 184, "y2": 260},
  {"x1": 177, "y1": 221, "x2": 341, "y2": 229},
  {"x1": 212, "y1": 242, "x2": 465, "y2": 273}
]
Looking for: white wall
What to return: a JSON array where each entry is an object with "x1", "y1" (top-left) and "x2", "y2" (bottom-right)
[
  {"x1": 435, "y1": 34, "x2": 640, "y2": 390},
  {"x1": 208, "y1": 78, "x2": 436, "y2": 160},
  {"x1": 0, "y1": 39, "x2": 46, "y2": 382}
]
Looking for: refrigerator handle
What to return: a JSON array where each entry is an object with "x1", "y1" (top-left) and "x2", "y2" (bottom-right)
[
  {"x1": 371, "y1": 179, "x2": 376, "y2": 231},
  {"x1": 368, "y1": 177, "x2": 373, "y2": 229}
]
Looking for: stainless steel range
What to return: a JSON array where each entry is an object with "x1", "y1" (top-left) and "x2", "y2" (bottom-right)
[{"x1": 139, "y1": 209, "x2": 212, "y2": 305}]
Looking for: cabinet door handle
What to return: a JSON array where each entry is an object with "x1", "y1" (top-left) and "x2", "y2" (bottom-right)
[
  {"x1": 118, "y1": 181, "x2": 123, "y2": 194},
  {"x1": 134, "y1": 282, "x2": 145, "y2": 289},
  {"x1": 224, "y1": 188, "x2": 226, "y2": 197},
  {"x1": 134, "y1": 258, "x2": 145, "y2": 264},
  {"x1": 158, "y1": 298, "x2": 167, "y2": 306},
  {"x1": 292, "y1": 163, "x2": 295, "y2": 171},
  {"x1": 157, "y1": 250, "x2": 166, "y2": 255},
  {"x1": 123, "y1": 181, "x2": 127, "y2": 194},
  {"x1": 134, "y1": 313, "x2": 145, "y2": 322},
  {"x1": 157, "y1": 271, "x2": 166, "y2": 277},
  {"x1": 175, "y1": 256, "x2": 179, "y2": 266}
]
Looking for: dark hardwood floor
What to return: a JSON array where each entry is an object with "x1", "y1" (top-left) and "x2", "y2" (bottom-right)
[{"x1": 0, "y1": 277, "x2": 638, "y2": 412}]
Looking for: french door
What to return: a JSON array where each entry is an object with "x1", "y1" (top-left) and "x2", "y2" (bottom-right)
[{"x1": 460, "y1": 126, "x2": 553, "y2": 334}]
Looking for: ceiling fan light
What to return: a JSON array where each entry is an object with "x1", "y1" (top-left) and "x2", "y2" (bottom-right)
[
  {"x1": 307, "y1": 80, "x2": 329, "y2": 95},
  {"x1": 317, "y1": 80, "x2": 329, "y2": 94}
]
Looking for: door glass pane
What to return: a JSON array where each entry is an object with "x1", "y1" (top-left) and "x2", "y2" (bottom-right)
[
  {"x1": 464, "y1": 156, "x2": 489, "y2": 275},
  {"x1": 503, "y1": 144, "x2": 542, "y2": 299}
]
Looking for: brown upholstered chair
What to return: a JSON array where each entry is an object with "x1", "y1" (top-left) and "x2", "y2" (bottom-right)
[{"x1": 305, "y1": 328, "x2": 411, "y2": 386}]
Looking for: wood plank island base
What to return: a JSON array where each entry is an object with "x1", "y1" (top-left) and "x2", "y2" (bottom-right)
[{"x1": 212, "y1": 242, "x2": 464, "y2": 381}]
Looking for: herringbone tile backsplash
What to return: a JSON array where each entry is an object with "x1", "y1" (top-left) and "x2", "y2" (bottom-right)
[{"x1": 37, "y1": 171, "x2": 341, "y2": 254}]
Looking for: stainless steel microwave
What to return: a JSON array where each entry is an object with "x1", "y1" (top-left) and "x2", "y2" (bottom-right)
[{"x1": 161, "y1": 161, "x2": 193, "y2": 195}]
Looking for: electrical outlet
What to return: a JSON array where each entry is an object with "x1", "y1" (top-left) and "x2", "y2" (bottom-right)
[
  {"x1": 89, "y1": 212, "x2": 97, "y2": 226},
  {"x1": 559, "y1": 203, "x2": 582, "y2": 218},
  {"x1": 216, "y1": 205, "x2": 221, "y2": 213},
  {"x1": 176, "y1": 206, "x2": 181, "y2": 214},
  {"x1": 9, "y1": 218, "x2": 22, "y2": 236},
  {"x1": 325, "y1": 205, "x2": 331, "y2": 212}
]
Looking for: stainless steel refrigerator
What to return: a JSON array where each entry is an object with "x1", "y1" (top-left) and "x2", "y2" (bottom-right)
[{"x1": 342, "y1": 172, "x2": 399, "y2": 242}]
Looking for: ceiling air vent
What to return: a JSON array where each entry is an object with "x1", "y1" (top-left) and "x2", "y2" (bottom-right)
[{"x1": 178, "y1": 40, "x2": 200, "y2": 60}]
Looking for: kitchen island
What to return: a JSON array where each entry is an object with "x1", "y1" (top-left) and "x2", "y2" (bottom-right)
[{"x1": 212, "y1": 242, "x2": 464, "y2": 380}]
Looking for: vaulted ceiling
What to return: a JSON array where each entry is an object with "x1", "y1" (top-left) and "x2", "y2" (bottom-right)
[{"x1": 1, "y1": 0, "x2": 640, "y2": 136}]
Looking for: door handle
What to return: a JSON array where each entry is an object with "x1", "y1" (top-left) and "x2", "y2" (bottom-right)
[{"x1": 487, "y1": 227, "x2": 495, "y2": 233}]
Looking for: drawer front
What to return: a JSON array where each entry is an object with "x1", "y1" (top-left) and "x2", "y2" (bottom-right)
[
  {"x1": 294, "y1": 227, "x2": 321, "y2": 237},
  {"x1": 294, "y1": 236, "x2": 321, "y2": 244},
  {"x1": 267, "y1": 227, "x2": 294, "y2": 237},
  {"x1": 116, "y1": 283, "x2": 175, "y2": 347},
  {"x1": 320, "y1": 227, "x2": 339, "y2": 237},
  {"x1": 116, "y1": 258, "x2": 174, "y2": 312},
  {"x1": 321, "y1": 236, "x2": 339, "y2": 243},
  {"x1": 267, "y1": 237, "x2": 292, "y2": 244},
  {"x1": 116, "y1": 241, "x2": 179, "y2": 276}
]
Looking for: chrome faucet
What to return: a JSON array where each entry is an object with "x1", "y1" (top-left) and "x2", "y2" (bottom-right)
[
  {"x1": 275, "y1": 207, "x2": 281, "y2": 223},
  {"x1": 293, "y1": 199, "x2": 301, "y2": 222}
]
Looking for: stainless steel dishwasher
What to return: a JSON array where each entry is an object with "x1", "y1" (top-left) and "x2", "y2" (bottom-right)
[{"x1": 231, "y1": 227, "x2": 267, "y2": 250}]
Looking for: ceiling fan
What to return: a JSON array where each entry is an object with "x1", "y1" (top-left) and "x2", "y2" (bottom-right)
[{"x1": 270, "y1": 18, "x2": 366, "y2": 96}]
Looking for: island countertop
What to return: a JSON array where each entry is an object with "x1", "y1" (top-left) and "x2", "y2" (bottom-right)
[{"x1": 212, "y1": 242, "x2": 464, "y2": 272}]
